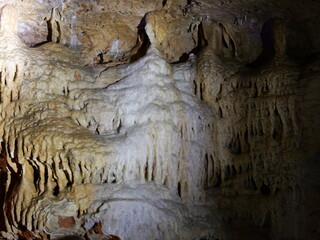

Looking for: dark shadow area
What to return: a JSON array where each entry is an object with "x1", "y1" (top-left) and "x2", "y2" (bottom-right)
[
  {"x1": 0, "y1": 141, "x2": 23, "y2": 232},
  {"x1": 302, "y1": 152, "x2": 320, "y2": 239},
  {"x1": 30, "y1": 41, "x2": 50, "y2": 48},
  {"x1": 47, "y1": 16, "x2": 53, "y2": 42},
  {"x1": 0, "y1": 142, "x2": 7, "y2": 231},
  {"x1": 260, "y1": 183, "x2": 271, "y2": 195},
  {"x1": 189, "y1": 21, "x2": 208, "y2": 55},
  {"x1": 248, "y1": 18, "x2": 313, "y2": 68},
  {"x1": 285, "y1": 20, "x2": 313, "y2": 63},
  {"x1": 247, "y1": 18, "x2": 275, "y2": 69},
  {"x1": 162, "y1": 0, "x2": 167, "y2": 7},
  {"x1": 130, "y1": 16, "x2": 151, "y2": 63},
  {"x1": 0, "y1": 164, "x2": 7, "y2": 230},
  {"x1": 56, "y1": 235, "x2": 84, "y2": 240}
]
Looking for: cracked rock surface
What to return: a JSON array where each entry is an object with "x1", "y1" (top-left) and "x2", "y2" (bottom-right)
[{"x1": 0, "y1": 1, "x2": 319, "y2": 239}]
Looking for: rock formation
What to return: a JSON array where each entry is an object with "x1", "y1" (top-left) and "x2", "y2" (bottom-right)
[{"x1": 0, "y1": 0, "x2": 319, "y2": 239}]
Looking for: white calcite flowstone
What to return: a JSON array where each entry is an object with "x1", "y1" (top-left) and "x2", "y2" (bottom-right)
[{"x1": 0, "y1": 5, "x2": 214, "y2": 240}]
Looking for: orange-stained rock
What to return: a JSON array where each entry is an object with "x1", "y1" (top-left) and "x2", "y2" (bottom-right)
[{"x1": 58, "y1": 216, "x2": 76, "y2": 229}]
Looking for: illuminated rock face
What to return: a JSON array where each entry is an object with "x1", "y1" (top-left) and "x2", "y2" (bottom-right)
[{"x1": 0, "y1": 1, "x2": 319, "y2": 240}]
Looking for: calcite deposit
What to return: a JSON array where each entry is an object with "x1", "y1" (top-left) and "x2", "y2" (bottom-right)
[{"x1": 0, "y1": 0, "x2": 319, "y2": 240}]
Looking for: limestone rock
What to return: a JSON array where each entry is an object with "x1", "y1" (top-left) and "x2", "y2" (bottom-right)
[
  {"x1": 146, "y1": 9, "x2": 200, "y2": 62},
  {"x1": 0, "y1": 1, "x2": 319, "y2": 240}
]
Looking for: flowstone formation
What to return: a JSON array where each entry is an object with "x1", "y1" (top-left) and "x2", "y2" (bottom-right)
[{"x1": 0, "y1": 1, "x2": 319, "y2": 240}]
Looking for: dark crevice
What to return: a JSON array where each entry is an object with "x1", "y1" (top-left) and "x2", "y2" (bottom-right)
[
  {"x1": 178, "y1": 182, "x2": 181, "y2": 197},
  {"x1": 245, "y1": 176, "x2": 257, "y2": 190},
  {"x1": 244, "y1": 128, "x2": 250, "y2": 152},
  {"x1": 130, "y1": 16, "x2": 151, "y2": 63},
  {"x1": 218, "y1": 106, "x2": 223, "y2": 118},
  {"x1": 220, "y1": 23, "x2": 235, "y2": 57},
  {"x1": 247, "y1": 18, "x2": 275, "y2": 68},
  {"x1": 228, "y1": 134, "x2": 242, "y2": 154},
  {"x1": 193, "y1": 21, "x2": 209, "y2": 52},
  {"x1": 229, "y1": 36, "x2": 236, "y2": 57},
  {"x1": 52, "y1": 162, "x2": 60, "y2": 196},
  {"x1": 53, "y1": 184, "x2": 59, "y2": 196},
  {"x1": 199, "y1": 83, "x2": 204, "y2": 100},
  {"x1": 17, "y1": 225, "x2": 36, "y2": 240},
  {"x1": 32, "y1": 163, "x2": 40, "y2": 190},
  {"x1": 46, "y1": 9, "x2": 61, "y2": 43},
  {"x1": 30, "y1": 41, "x2": 50, "y2": 48},
  {"x1": 44, "y1": 165, "x2": 49, "y2": 188},
  {"x1": 286, "y1": 20, "x2": 312, "y2": 63},
  {"x1": 13, "y1": 65, "x2": 18, "y2": 82},
  {"x1": 205, "y1": 154, "x2": 208, "y2": 186},
  {"x1": 47, "y1": 18, "x2": 53, "y2": 42},
  {"x1": 162, "y1": 0, "x2": 167, "y2": 7},
  {"x1": 272, "y1": 107, "x2": 283, "y2": 140},
  {"x1": 222, "y1": 34, "x2": 228, "y2": 48},
  {"x1": 224, "y1": 165, "x2": 231, "y2": 180},
  {"x1": 3, "y1": 140, "x2": 23, "y2": 230},
  {"x1": 172, "y1": 21, "x2": 207, "y2": 64},
  {"x1": 97, "y1": 53, "x2": 104, "y2": 64},
  {"x1": 0, "y1": 144, "x2": 7, "y2": 231},
  {"x1": 144, "y1": 161, "x2": 148, "y2": 180},
  {"x1": 151, "y1": 160, "x2": 156, "y2": 181},
  {"x1": 214, "y1": 171, "x2": 221, "y2": 187},
  {"x1": 116, "y1": 119, "x2": 122, "y2": 134},
  {"x1": 232, "y1": 165, "x2": 237, "y2": 177},
  {"x1": 63, "y1": 170, "x2": 73, "y2": 188},
  {"x1": 172, "y1": 52, "x2": 189, "y2": 64},
  {"x1": 193, "y1": 80, "x2": 197, "y2": 95},
  {"x1": 56, "y1": 20, "x2": 61, "y2": 43},
  {"x1": 178, "y1": 53, "x2": 189, "y2": 62},
  {"x1": 111, "y1": 173, "x2": 117, "y2": 183},
  {"x1": 224, "y1": 165, "x2": 237, "y2": 180},
  {"x1": 260, "y1": 183, "x2": 271, "y2": 195}
]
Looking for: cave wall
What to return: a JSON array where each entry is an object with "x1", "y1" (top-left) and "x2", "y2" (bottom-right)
[{"x1": 0, "y1": 1, "x2": 319, "y2": 239}]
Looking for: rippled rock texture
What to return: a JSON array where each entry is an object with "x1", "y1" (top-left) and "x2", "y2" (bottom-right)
[{"x1": 0, "y1": 1, "x2": 319, "y2": 239}]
